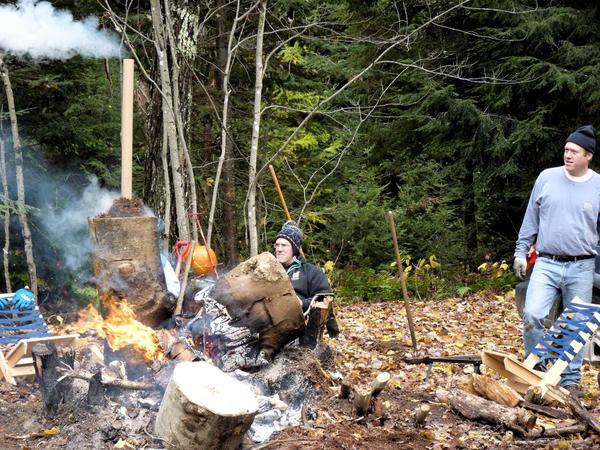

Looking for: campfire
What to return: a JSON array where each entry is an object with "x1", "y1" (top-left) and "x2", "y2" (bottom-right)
[{"x1": 71, "y1": 296, "x2": 163, "y2": 362}]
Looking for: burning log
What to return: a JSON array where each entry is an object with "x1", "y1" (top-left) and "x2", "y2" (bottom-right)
[
  {"x1": 88, "y1": 204, "x2": 173, "y2": 327},
  {"x1": 32, "y1": 343, "x2": 75, "y2": 415},
  {"x1": 211, "y1": 252, "x2": 305, "y2": 356},
  {"x1": 155, "y1": 361, "x2": 258, "y2": 450}
]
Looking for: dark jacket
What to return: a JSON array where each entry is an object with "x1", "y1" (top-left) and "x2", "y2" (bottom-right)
[{"x1": 285, "y1": 258, "x2": 331, "y2": 311}]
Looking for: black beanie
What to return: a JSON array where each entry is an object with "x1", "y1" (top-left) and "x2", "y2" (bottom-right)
[
  {"x1": 276, "y1": 220, "x2": 303, "y2": 255},
  {"x1": 566, "y1": 125, "x2": 596, "y2": 154}
]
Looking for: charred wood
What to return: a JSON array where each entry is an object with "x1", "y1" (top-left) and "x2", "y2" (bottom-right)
[
  {"x1": 57, "y1": 367, "x2": 157, "y2": 391},
  {"x1": 32, "y1": 343, "x2": 75, "y2": 415},
  {"x1": 87, "y1": 370, "x2": 106, "y2": 406}
]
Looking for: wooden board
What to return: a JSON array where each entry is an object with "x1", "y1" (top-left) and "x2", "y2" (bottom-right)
[{"x1": 0, "y1": 334, "x2": 79, "y2": 385}]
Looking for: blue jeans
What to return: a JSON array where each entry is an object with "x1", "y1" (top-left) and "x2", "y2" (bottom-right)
[{"x1": 523, "y1": 256, "x2": 595, "y2": 386}]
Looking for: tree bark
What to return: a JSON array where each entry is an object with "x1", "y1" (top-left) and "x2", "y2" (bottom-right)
[
  {"x1": 164, "y1": 0, "x2": 198, "y2": 243},
  {"x1": 0, "y1": 54, "x2": 37, "y2": 297},
  {"x1": 470, "y1": 373, "x2": 523, "y2": 408},
  {"x1": 207, "y1": 0, "x2": 251, "y2": 247},
  {"x1": 155, "y1": 361, "x2": 258, "y2": 450},
  {"x1": 436, "y1": 388, "x2": 537, "y2": 434},
  {"x1": 32, "y1": 343, "x2": 75, "y2": 416},
  {"x1": 150, "y1": 0, "x2": 191, "y2": 241},
  {"x1": 216, "y1": 0, "x2": 240, "y2": 264},
  {"x1": 247, "y1": 0, "x2": 267, "y2": 257},
  {"x1": 0, "y1": 121, "x2": 11, "y2": 292},
  {"x1": 88, "y1": 215, "x2": 173, "y2": 326}
]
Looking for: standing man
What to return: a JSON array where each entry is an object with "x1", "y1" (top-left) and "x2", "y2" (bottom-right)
[{"x1": 514, "y1": 125, "x2": 600, "y2": 394}]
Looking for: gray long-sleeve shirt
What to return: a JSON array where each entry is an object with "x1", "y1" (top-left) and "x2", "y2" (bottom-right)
[{"x1": 514, "y1": 166, "x2": 600, "y2": 259}]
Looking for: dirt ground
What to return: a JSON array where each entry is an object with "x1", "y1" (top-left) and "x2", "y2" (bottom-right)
[{"x1": 1, "y1": 291, "x2": 600, "y2": 449}]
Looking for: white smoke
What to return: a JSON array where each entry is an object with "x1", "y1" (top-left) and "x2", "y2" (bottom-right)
[
  {"x1": 43, "y1": 176, "x2": 119, "y2": 271},
  {"x1": 0, "y1": 0, "x2": 123, "y2": 59}
]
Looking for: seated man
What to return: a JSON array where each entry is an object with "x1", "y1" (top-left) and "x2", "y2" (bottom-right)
[{"x1": 274, "y1": 220, "x2": 339, "y2": 337}]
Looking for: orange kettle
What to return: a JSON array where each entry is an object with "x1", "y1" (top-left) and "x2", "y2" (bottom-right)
[{"x1": 176, "y1": 241, "x2": 217, "y2": 276}]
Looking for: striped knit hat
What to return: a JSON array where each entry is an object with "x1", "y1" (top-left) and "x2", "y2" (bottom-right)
[{"x1": 276, "y1": 220, "x2": 303, "y2": 255}]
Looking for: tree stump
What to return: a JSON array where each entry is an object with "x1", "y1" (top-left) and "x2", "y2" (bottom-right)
[
  {"x1": 211, "y1": 252, "x2": 305, "y2": 355},
  {"x1": 32, "y1": 343, "x2": 75, "y2": 415},
  {"x1": 155, "y1": 361, "x2": 258, "y2": 450},
  {"x1": 87, "y1": 370, "x2": 106, "y2": 407},
  {"x1": 88, "y1": 212, "x2": 172, "y2": 327},
  {"x1": 300, "y1": 296, "x2": 333, "y2": 349}
]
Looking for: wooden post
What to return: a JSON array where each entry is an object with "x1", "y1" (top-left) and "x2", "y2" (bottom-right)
[
  {"x1": 268, "y1": 164, "x2": 305, "y2": 258},
  {"x1": 121, "y1": 59, "x2": 134, "y2": 199},
  {"x1": 386, "y1": 211, "x2": 418, "y2": 355}
]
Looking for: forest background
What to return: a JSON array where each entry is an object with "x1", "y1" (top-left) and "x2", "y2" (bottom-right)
[{"x1": 1, "y1": 0, "x2": 599, "y2": 306}]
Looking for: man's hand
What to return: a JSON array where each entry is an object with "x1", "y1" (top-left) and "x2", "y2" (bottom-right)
[{"x1": 513, "y1": 257, "x2": 527, "y2": 280}]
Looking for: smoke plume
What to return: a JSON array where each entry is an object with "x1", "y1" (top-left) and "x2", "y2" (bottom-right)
[
  {"x1": 0, "y1": 0, "x2": 123, "y2": 59},
  {"x1": 43, "y1": 176, "x2": 119, "y2": 271}
]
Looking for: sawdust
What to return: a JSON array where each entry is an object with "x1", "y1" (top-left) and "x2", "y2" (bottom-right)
[{"x1": 99, "y1": 197, "x2": 146, "y2": 218}]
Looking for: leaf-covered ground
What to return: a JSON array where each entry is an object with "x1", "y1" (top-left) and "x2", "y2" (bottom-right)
[
  {"x1": 1, "y1": 291, "x2": 599, "y2": 449},
  {"x1": 269, "y1": 290, "x2": 600, "y2": 449}
]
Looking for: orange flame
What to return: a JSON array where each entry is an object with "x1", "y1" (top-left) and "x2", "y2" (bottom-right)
[{"x1": 69, "y1": 298, "x2": 163, "y2": 361}]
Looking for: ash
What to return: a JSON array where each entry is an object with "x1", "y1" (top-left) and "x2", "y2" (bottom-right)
[{"x1": 186, "y1": 287, "x2": 331, "y2": 443}]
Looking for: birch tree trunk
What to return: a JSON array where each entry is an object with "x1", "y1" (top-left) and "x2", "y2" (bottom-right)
[
  {"x1": 0, "y1": 120, "x2": 11, "y2": 292},
  {"x1": 150, "y1": 0, "x2": 191, "y2": 241},
  {"x1": 216, "y1": 0, "x2": 239, "y2": 264},
  {"x1": 164, "y1": 0, "x2": 198, "y2": 242},
  {"x1": 247, "y1": 0, "x2": 267, "y2": 256},
  {"x1": 0, "y1": 54, "x2": 37, "y2": 297}
]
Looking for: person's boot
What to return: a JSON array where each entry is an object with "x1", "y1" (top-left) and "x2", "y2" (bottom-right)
[{"x1": 326, "y1": 307, "x2": 340, "y2": 338}]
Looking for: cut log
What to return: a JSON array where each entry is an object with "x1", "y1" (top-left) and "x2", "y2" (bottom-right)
[
  {"x1": 471, "y1": 373, "x2": 523, "y2": 407},
  {"x1": 350, "y1": 372, "x2": 391, "y2": 417},
  {"x1": 436, "y1": 388, "x2": 537, "y2": 434},
  {"x1": 299, "y1": 296, "x2": 333, "y2": 349},
  {"x1": 353, "y1": 385, "x2": 372, "y2": 417},
  {"x1": 370, "y1": 371, "x2": 391, "y2": 398},
  {"x1": 519, "y1": 400, "x2": 570, "y2": 420},
  {"x1": 155, "y1": 361, "x2": 258, "y2": 450},
  {"x1": 57, "y1": 368, "x2": 156, "y2": 391},
  {"x1": 547, "y1": 385, "x2": 600, "y2": 434},
  {"x1": 32, "y1": 343, "x2": 75, "y2": 415},
  {"x1": 414, "y1": 403, "x2": 431, "y2": 426},
  {"x1": 211, "y1": 252, "x2": 305, "y2": 355},
  {"x1": 88, "y1": 213, "x2": 173, "y2": 327}
]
